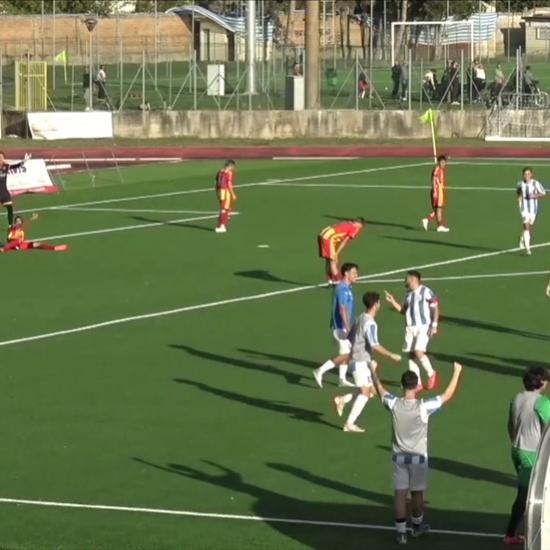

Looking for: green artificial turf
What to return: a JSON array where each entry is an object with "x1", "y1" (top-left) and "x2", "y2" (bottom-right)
[{"x1": 0, "y1": 157, "x2": 547, "y2": 549}]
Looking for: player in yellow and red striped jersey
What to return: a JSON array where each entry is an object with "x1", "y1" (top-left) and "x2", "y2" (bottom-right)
[
  {"x1": 1, "y1": 213, "x2": 68, "y2": 252},
  {"x1": 422, "y1": 155, "x2": 450, "y2": 233},
  {"x1": 215, "y1": 160, "x2": 237, "y2": 233},
  {"x1": 318, "y1": 218, "x2": 365, "y2": 284}
]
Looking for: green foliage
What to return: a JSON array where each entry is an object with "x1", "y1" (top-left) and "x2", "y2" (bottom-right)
[{"x1": 0, "y1": 0, "x2": 114, "y2": 15}]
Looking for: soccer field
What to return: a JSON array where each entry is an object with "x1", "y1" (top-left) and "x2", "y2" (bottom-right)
[{"x1": 0, "y1": 156, "x2": 548, "y2": 550}]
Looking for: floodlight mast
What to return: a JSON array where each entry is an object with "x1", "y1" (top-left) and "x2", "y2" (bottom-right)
[{"x1": 83, "y1": 15, "x2": 98, "y2": 110}]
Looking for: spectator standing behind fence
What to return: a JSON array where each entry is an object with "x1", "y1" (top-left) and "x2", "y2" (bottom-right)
[
  {"x1": 423, "y1": 69, "x2": 437, "y2": 100},
  {"x1": 391, "y1": 62, "x2": 401, "y2": 99},
  {"x1": 524, "y1": 65, "x2": 538, "y2": 94},
  {"x1": 358, "y1": 73, "x2": 369, "y2": 100},
  {"x1": 450, "y1": 61, "x2": 460, "y2": 105},
  {"x1": 473, "y1": 61, "x2": 487, "y2": 102},
  {"x1": 493, "y1": 63, "x2": 505, "y2": 95},
  {"x1": 400, "y1": 61, "x2": 408, "y2": 101}
]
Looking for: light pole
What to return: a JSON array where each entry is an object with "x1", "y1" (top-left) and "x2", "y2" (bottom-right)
[{"x1": 83, "y1": 15, "x2": 98, "y2": 111}]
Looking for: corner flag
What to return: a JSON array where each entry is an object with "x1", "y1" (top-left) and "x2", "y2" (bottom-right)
[
  {"x1": 54, "y1": 50, "x2": 68, "y2": 83},
  {"x1": 420, "y1": 109, "x2": 438, "y2": 163}
]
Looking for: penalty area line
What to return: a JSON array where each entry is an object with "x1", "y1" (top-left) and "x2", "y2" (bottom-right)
[
  {"x1": 0, "y1": 240, "x2": 549, "y2": 348},
  {"x1": 0, "y1": 497, "x2": 501, "y2": 539}
]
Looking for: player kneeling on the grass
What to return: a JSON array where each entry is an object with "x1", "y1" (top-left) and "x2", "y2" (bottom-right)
[
  {"x1": 517, "y1": 167, "x2": 546, "y2": 256},
  {"x1": 422, "y1": 155, "x2": 449, "y2": 233},
  {"x1": 334, "y1": 291, "x2": 401, "y2": 433},
  {"x1": 215, "y1": 160, "x2": 237, "y2": 234},
  {"x1": 371, "y1": 361, "x2": 463, "y2": 545},
  {"x1": 313, "y1": 263, "x2": 359, "y2": 388},
  {"x1": 385, "y1": 270, "x2": 439, "y2": 391},
  {"x1": 504, "y1": 367, "x2": 550, "y2": 546},
  {"x1": 1, "y1": 213, "x2": 68, "y2": 253},
  {"x1": 317, "y1": 218, "x2": 365, "y2": 284}
]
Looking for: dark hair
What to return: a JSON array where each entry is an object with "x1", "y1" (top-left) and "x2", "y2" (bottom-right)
[
  {"x1": 353, "y1": 217, "x2": 366, "y2": 225},
  {"x1": 363, "y1": 291, "x2": 380, "y2": 310},
  {"x1": 14, "y1": 215, "x2": 22, "y2": 223},
  {"x1": 523, "y1": 166, "x2": 532, "y2": 174},
  {"x1": 0, "y1": 151, "x2": 5, "y2": 157},
  {"x1": 407, "y1": 270, "x2": 422, "y2": 281},
  {"x1": 341, "y1": 262, "x2": 359, "y2": 276},
  {"x1": 437, "y1": 155, "x2": 447, "y2": 162},
  {"x1": 401, "y1": 370, "x2": 419, "y2": 390},
  {"x1": 225, "y1": 160, "x2": 236, "y2": 167},
  {"x1": 523, "y1": 367, "x2": 550, "y2": 391}
]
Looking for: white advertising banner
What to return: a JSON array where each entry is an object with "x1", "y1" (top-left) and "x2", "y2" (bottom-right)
[
  {"x1": 27, "y1": 111, "x2": 113, "y2": 140},
  {"x1": 7, "y1": 159, "x2": 58, "y2": 195}
]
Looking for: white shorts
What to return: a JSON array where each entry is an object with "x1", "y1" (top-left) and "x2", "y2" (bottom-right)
[
  {"x1": 332, "y1": 329, "x2": 351, "y2": 355},
  {"x1": 521, "y1": 211, "x2": 537, "y2": 225},
  {"x1": 352, "y1": 361, "x2": 373, "y2": 388},
  {"x1": 403, "y1": 325, "x2": 430, "y2": 353},
  {"x1": 393, "y1": 462, "x2": 428, "y2": 492}
]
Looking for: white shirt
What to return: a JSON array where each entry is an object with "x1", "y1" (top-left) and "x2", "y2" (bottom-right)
[
  {"x1": 517, "y1": 179, "x2": 545, "y2": 215},
  {"x1": 404, "y1": 285, "x2": 437, "y2": 327}
]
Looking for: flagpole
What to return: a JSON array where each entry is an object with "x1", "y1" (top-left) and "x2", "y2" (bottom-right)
[{"x1": 430, "y1": 112, "x2": 437, "y2": 163}]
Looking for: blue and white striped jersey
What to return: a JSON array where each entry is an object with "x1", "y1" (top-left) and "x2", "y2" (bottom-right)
[
  {"x1": 350, "y1": 313, "x2": 379, "y2": 362},
  {"x1": 404, "y1": 285, "x2": 438, "y2": 327},
  {"x1": 517, "y1": 179, "x2": 546, "y2": 216}
]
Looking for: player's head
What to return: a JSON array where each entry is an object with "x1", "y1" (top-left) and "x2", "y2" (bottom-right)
[
  {"x1": 437, "y1": 155, "x2": 447, "y2": 167},
  {"x1": 225, "y1": 160, "x2": 236, "y2": 171},
  {"x1": 401, "y1": 370, "x2": 419, "y2": 391},
  {"x1": 353, "y1": 217, "x2": 366, "y2": 228},
  {"x1": 341, "y1": 262, "x2": 359, "y2": 283},
  {"x1": 14, "y1": 215, "x2": 23, "y2": 226},
  {"x1": 405, "y1": 270, "x2": 422, "y2": 290},
  {"x1": 362, "y1": 291, "x2": 381, "y2": 314},
  {"x1": 522, "y1": 167, "x2": 533, "y2": 181},
  {"x1": 523, "y1": 367, "x2": 550, "y2": 392}
]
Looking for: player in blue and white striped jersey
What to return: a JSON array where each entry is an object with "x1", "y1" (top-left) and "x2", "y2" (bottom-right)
[
  {"x1": 517, "y1": 167, "x2": 546, "y2": 256},
  {"x1": 385, "y1": 270, "x2": 440, "y2": 391}
]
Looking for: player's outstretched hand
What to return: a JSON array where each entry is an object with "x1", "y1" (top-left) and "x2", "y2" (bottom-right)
[
  {"x1": 23, "y1": 153, "x2": 31, "y2": 162},
  {"x1": 453, "y1": 362, "x2": 463, "y2": 375},
  {"x1": 390, "y1": 353, "x2": 402, "y2": 363},
  {"x1": 384, "y1": 290, "x2": 395, "y2": 303},
  {"x1": 30, "y1": 212, "x2": 39, "y2": 221}
]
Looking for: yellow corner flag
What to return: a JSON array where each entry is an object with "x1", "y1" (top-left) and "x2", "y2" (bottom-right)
[
  {"x1": 54, "y1": 50, "x2": 68, "y2": 83},
  {"x1": 420, "y1": 109, "x2": 438, "y2": 163}
]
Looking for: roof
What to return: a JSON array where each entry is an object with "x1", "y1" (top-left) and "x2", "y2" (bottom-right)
[{"x1": 166, "y1": 5, "x2": 239, "y2": 33}]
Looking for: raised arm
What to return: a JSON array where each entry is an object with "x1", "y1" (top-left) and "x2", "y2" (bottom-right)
[
  {"x1": 440, "y1": 362, "x2": 463, "y2": 404},
  {"x1": 385, "y1": 290, "x2": 405, "y2": 314},
  {"x1": 6, "y1": 152, "x2": 31, "y2": 173}
]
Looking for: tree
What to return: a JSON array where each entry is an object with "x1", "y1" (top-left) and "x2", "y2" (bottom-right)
[{"x1": 0, "y1": 0, "x2": 116, "y2": 15}]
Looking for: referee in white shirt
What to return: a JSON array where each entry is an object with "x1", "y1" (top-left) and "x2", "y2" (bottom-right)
[{"x1": 385, "y1": 270, "x2": 439, "y2": 390}]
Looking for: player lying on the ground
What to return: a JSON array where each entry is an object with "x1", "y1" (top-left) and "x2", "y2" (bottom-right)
[
  {"x1": 215, "y1": 160, "x2": 237, "y2": 234},
  {"x1": 517, "y1": 166, "x2": 546, "y2": 256},
  {"x1": 0, "y1": 151, "x2": 31, "y2": 227},
  {"x1": 371, "y1": 360, "x2": 463, "y2": 546},
  {"x1": 1, "y1": 213, "x2": 68, "y2": 252},
  {"x1": 317, "y1": 217, "x2": 365, "y2": 284},
  {"x1": 422, "y1": 155, "x2": 450, "y2": 233},
  {"x1": 333, "y1": 291, "x2": 401, "y2": 433}
]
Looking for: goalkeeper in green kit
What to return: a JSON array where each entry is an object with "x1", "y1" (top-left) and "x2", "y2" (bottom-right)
[{"x1": 505, "y1": 367, "x2": 550, "y2": 546}]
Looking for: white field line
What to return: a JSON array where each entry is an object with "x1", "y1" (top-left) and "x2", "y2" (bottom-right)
[
  {"x1": 262, "y1": 183, "x2": 511, "y2": 191},
  {"x1": 0, "y1": 497, "x2": 501, "y2": 539},
  {"x1": 34, "y1": 214, "x2": 222, "y2": 242},
  {"x1": 14, "y1": 161, "x2": 433, "y2": 215},
  {"x1": 60, "y1": 207, "x2": 220, "y2": 215},
  {"x1": 272, "y1": 156, "x2": 360, "y2": 160},
  {"x1": 49, "y1": 157, "x2": 183, "y2": 162},
  {"x1": 356, "y1": 270, "x2": 550, "y2": 284},
  {"x1": 0, "y1": 240, "x2": 548, "y2": 348}
]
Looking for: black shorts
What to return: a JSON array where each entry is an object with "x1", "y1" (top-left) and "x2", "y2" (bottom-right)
[{"x1": 0, "y1": 192, "x2": 12, "y2": 205}]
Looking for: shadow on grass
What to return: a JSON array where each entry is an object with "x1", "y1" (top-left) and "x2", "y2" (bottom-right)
[
  {"x1": 431, "y1": 351, "x2": 521, "y2": 378},
  {"x1": 383, "y1": 235, "x2": 496, "y2": 252},
  {"x1": 234, "y1": 270, "x2": 307, "y2": 286},
  {"x1": 132, "y1": 458, "x2": 506, "y2": 550},
  {"x1": 131, "y1": 215, "x2": 214, "y2": 233},
  {"x1": 173, "y1": 377, "x2": 336, "y2": 429},
  {"x1": 443, "y1": 316, "x2": 550, "y2": 342},
  {"x1": 169, "y1": 344, "x2": 310, "y2": 387},
  {"x1": 323, "y1": 214, "x2": 417, "y2": 231}
]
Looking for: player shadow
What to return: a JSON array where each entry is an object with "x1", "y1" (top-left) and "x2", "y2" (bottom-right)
[
  {"x1": 238, "y1": 348, "x2": 317, "y2": 369},
  {"x1": 323, "y1": 214, "x2": 416, "y2": 231},
  {"x1": 130, "y1": 215, "x2": 214, "y2": 233},
  {"x1": 377, "y1": 446, "x2": 515, "y2": 488},
  {"x1": 132, "y1": 458, "x2": 506, "y2": 549},
  {"x1": 443, "y1": 315, "x2": 550, "y2": 342},
  {"x1": 234, "y1": 270, "x2": 306, "y2": 286},
  {"x1": 173, "y1": 378, "x2": 337, "y2": 429},
  {"x1": 431, "y1": 351, "x2": 521, "y2": 378},
  {"x1": 474, "y1": 353, "x2": 550, "y2": 371},
  {"x1": 383, "y1": 235, "x2": 497, "y2": 252},
  {"x1": 169, "y1": 344, "x2": 310, "y2": 387}
]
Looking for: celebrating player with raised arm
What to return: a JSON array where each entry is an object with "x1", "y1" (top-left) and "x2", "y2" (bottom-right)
[
  {"x1": 333, "y1": 291, "x2": 401, "y2": 433},
  {"x1": 385, "y1": 270, "x2": 439, "y2": 391},
  {"x1": 422, "y1": 155, "x2": 449, "y2": 233},
  {"x1": 0, "y1": 151, "x2": 31, "y2": 227},
  {"x1": 215, "y1": 160, "x2": 237, "y2": 234},
  {"x1": 317, "y1": 218, "x2": 365, "y2": 284},
  {"x1": 1, "y1": 213, "x2": 68, "y2": 253},
  {"x1": 371, "y1": 360, "x2": 463, "y2": 545},
  {"x1": 517, "y1": 167, "x2": 546, "y2": 256}
]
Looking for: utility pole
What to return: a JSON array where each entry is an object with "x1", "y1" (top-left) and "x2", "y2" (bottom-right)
[
  {"x1": 305, "y1": 0, "x2": 320, "y2": 108},
  {"x1": 246, "y1": 0, "x2": 256, "y2": 94}
]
